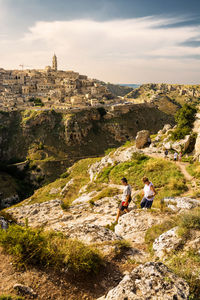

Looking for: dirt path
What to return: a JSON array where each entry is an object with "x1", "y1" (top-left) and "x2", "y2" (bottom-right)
[
  {"x1": 141, "y1": 149, "x2": 196, "y2": 191},
  {"x1": 177, "y1": 162, "x2": 194, "y2": 181}
]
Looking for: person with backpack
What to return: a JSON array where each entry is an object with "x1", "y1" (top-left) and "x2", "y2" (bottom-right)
[
  {"x1": 116, "y1": 177, "x2": 132, "y2": 223},
  {"x1": 140, "y1": 177, "x2": 156, "y2": 209}
]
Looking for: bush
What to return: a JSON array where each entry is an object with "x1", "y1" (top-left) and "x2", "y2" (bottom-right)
[
  {"x1": 187, "y1": 162, "x2": 200, "y2": 180},
  {"x1": 178, "y1": 208, "x2": 200, "y2": 230},
  {"x1": 0, "y1": 225, "x2": 103, "y2": 273},
  {"x1": 171, "y1": 104, "x2": 197, "y2": 140}
]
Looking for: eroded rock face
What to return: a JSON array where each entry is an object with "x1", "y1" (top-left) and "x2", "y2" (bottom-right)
[
  {"x1": 98, "y1": 262, "x2": 189, "y2": 300},
  {"x1": 153, "y1": 227, "x2": 182, "y2": 258},
  {"x1": 171, "y1": 135, "x2": 191, "y2": 152},
  {"x1": 115, "y1": 210, "x2": 165, "y2": 244},
  {"x1": 135, "y1": 130, "x2": 150, "y2": 149}
]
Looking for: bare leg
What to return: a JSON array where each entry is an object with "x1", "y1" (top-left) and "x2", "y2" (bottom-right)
[
  {"x1": 124, "y1": 208, "x2": 129, "y2": 213},
  {"x1": 116, "y1": 209, "x2": 121, "y2": 223}
]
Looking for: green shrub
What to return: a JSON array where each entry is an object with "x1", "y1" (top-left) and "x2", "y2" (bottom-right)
[
  {"x1": 60, "y1": 171, "x2": 70, "y2": 178},
  {"x1": 178, "y1": 208, "x2": 200, "y2": 230},
  {"x1": 104, "y1": 148, "x2": 116, "y2": 156},
  {"x1": 171, "y1": 104, "x2": 197, "y2": 140},
  {"x1": 0, "y1": 224, "x2": 103, "y2": 273},
  {"x1": 96, "y1": 165, "x2": 114, "y2": 183},
  {"x1": 187, "y1": 162, "x2": 200, "y2": 180}
]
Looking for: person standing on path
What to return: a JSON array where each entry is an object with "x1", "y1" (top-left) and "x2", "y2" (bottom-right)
[
  {"x1": 174, "y1": 151, "x2": 178, "y2": 162},
  {"x1": 179, "y1": 151, "x2": 182, "y2": 162},
  {"x1": 164, "y1": 149, "x2": 168, "y2": 159},
  {"x1": 140, "y1": 177, "x2": 156, "y2": 209},
  {"x1": 116, "y1": 177, "x2": 132, "y2": 223}
]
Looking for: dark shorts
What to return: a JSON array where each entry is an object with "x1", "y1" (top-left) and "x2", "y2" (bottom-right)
[
  {"x1": 119, "y1": 198, "x2": 131, "y2": 211},
  {"x1": 174, "y1": 158, "x2": 177, "y2": 161},
  {"x1": 119, "y1": 203, "x2": 129, "y2": 211},
  {"x1": 140, "y1": 197, "x2": 153, "y2": 209}
]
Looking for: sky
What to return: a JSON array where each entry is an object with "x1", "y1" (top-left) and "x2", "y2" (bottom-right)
[{"x1": 0, "y1": 0, "x2": 200, "y2": 84}]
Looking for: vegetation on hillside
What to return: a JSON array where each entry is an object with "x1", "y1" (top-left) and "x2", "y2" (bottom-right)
[
  {"x1": 0, "y1": 224, "x2": 103, "y2": 273},
  {"x1": 187, "y1": 162, "x2": 200, "y2": 180},
  {"x1": 171, "y1": 104, "x2": 197, "y2": 140},
  {"x1": 96, "y1": 153, "x2": 187, "y2": 207}
]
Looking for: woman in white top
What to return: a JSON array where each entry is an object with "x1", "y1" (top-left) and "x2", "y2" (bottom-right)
[{"x1": 140, "y1": 177, "x2": 156, "y2": 209}]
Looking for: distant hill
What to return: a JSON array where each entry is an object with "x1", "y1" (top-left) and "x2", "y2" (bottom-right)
[
  {"x1": 125, "y1": 83, "x2": 200, "y2": 115},
  {"x1": 97, "y1": 81, "x2": 136, "y2": 97},
  {"x1": 119, "y1": 84, "x2": 141, "y2": 89}
]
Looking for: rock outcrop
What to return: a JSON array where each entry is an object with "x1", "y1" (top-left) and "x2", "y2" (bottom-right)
[
  {"x1": 98, "y1": 262, "x2": 189, "y2": 300},
  {"x1": 115, "y1": 210, "x2": 165, "y2": 243},
  {"x1": 164, "y1": 197, "x2": 200, "y2": 212},
  {"x1": 153, "y1": 227, "x2": 182, "y2": 258},
  {"x1": 135, "y1": 130, "x2": 150, "y2": 149}
]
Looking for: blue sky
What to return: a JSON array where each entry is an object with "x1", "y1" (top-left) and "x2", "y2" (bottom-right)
[{"x1": 0, "y1": 0, "x2": 200, "y2": 83}]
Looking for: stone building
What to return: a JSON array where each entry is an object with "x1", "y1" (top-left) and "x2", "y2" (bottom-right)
[{"x1": 52, "y1": 54, "x2": 57, "y2": 71}]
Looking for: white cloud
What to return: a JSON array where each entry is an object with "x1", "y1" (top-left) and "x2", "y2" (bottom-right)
[{"x1": 0, "y1": 17, "x2": 200, "y2": 83}]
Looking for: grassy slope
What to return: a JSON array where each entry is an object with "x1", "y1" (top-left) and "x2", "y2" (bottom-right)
[
  {"x1": 96, "y1": 153, "x2": 187, "y2": 207},
  {"x1": 15, "y1": 150, "x2": 187, "y2": 209}
]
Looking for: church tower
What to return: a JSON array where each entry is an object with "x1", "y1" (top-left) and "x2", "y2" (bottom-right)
[{"x1": 52, "y1": 54, "x2": 57, "y2": 71}]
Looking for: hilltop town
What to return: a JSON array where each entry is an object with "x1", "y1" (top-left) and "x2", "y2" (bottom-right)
[{"x1": 0, "y1": 55, "x2": 119, "y2": 111}]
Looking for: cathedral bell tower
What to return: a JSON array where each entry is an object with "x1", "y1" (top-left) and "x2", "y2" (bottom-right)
[{"x1": 52, "y1": 54, "x2": 57, "y2": 71}]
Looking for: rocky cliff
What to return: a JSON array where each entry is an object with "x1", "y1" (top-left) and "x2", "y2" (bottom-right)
[{"x1": 0, "y1": 104, "x2": 174, "y2": 184}]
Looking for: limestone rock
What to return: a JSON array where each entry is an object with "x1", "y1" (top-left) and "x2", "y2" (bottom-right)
[
  {"x1": 98, "y1": 262, "x2": 189, "y2": 300},
  {"x1": 13, "y1": 283, "x2": 37, "y2": 297},
  {"x1": 153, "y1": 227, "x2": 182, "y2": 258},
  {"x1": 163, "y1": 141, "x2": 172, "y2": 150},
  {"x1": 164, "y1": 197, "x2": 200, "y2": 211},
  {"x1": 89, "y1": 145, "x2": 137, "y2": 181},
  {"x1": 115, "y1": 210, "x2": 165, "y2": 243},
  {"x1": 55, "y1": 223, "x2": 120, "y2": 244},
  {"x1": 0, "y1": 216, "x2": 8, "y2": 230},
  {"x1": 171, "y1": 135, "x2": 191, "y2": 152},
  {"x1": 49, "y1": 187, "x2": 61, "y2": 195},
  {"x1": 194, "y1": 133, "x2": 200, "y2": 161},
  {"x1": 61, "y1": 178, "x2": 74, "y2": 195},
  {"x1": 72, "y1": 191, "x2": 97, "y2": 205},
  {"x1": 135, "y1": 130, "x2": 150, "y2": 149},
  {"x1": 162, "y1": 124, "x2": 172, "y2": 134}
]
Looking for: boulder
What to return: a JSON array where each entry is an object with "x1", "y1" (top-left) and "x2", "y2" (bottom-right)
[
  {"x1": 135, "y1": 130, "x2": 150, "y2": 149},
  {"x1": 171, "y1": 135, "x2": 191, "y2": 152},
  {"x1": 98, "y1": 262, "x2": 189, "y2": 300},
  {"x1": 163, "y1": 141, "x2": 172, "y2": 150},
  {"x1": 153, "y1": 227, "x2": 182, "y2": 258}
]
